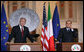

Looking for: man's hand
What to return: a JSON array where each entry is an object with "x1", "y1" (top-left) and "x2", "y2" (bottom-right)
[
  {"x1": 6, "y1": 42, "x2": 14, "y2": 45},
  {"x1": 55, "y1": 41, "x2": 60, "y2": 44},
  {"x1": 6, "y1": 42, "x2": 10, "y2": 44},
  {"x1": 70, "y1": 26, "x2": 72, "y2": 29},
  {"x1": 33, "y1": 41, "x2": 38, "y2": 44},
  {"x1": 70, "y1": 26, "x2": 74, "y2": 31}
]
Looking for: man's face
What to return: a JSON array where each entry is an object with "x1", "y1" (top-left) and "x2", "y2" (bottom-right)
[
  {"x1": 20, "y1": 19, "x2": 26, "y2": 27},
  {"x1": 66, "y1": 21, "x2": 72, "y2": 28}
]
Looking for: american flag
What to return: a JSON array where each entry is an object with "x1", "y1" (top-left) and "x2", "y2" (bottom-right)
[{"x1": 41, "y1": 2, "x2": 49, "y2": 51}]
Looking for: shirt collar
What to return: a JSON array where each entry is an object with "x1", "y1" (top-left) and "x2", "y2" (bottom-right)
[
  {"x1": 19, "y1": 24, "x2": 24, "y2": 30},
  {"x1": 66, "y1": 27, "x2": 70, "y2": 30}
]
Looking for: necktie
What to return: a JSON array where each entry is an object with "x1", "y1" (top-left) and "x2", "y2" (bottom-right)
[
  {"x1": 68, "y1": 28, "x2": 70, "y2": 31},
  {"x1": 67, "y1": 28, "x2": 70, "y2": 31},
  {"x1": 21, "y1": 27, "x2": 24, "y2": 38}
]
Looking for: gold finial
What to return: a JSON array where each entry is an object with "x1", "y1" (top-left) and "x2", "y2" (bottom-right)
[
  {"x1": 2, "y1": 1, "x2": 5, "y2": 4},
  {"x1": 55, "y1": 2, "x2": 57, "y2": 6},
  {"x1": 44, "y1": 2, "x2": 46, "y2": 5}
]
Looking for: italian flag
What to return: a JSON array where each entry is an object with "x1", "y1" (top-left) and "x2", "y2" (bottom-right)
[{"x1": 47, "y1": 3, "x2": 55, "y2": 51}]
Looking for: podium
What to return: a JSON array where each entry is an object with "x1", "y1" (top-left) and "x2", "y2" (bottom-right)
[
  {"x1": 56, "y1": 42, "x2": 83, "y2": 51},
  {"x1": 7, "y1": 43, "x2": 41, "y2": 51}
]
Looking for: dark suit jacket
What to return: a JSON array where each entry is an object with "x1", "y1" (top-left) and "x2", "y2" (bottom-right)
[
  {"x1": 57, "y1": 27, "x2": 78, "y2": 42},
  {"x1": 8, "y1": 25, "x2": 35, "y2": 43}
]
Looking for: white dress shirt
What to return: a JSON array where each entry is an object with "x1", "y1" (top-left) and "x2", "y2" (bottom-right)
[
  {"x1": 66, "y1": 28, "x2": 74, "y2": 31},
  {"x1": 19, "y1": 25, "x2": 24, "y2": 32}
]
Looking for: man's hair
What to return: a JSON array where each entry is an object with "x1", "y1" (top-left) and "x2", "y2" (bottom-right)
[
  {"x1": 66, "y1": 20, "x2": 72, "y2": 24},
  {"x1": 20, "y1": 17, "x2": 26, "y2": 22}
]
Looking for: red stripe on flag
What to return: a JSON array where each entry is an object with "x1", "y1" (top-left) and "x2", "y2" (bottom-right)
[
  {"x1": 44, "y1": 43, "x2": 49, "y2": 50},
  {"x1": 41, "y1": 26, "x2": 49, "y2": 51},
  {"x1": 49, "y1": 36, "x2": 55, "y2": 51},
  {"x1": 44, "y1": 34, "x2": 49, "y2": 43},
  {"x1": 41, "y1": 34, "x2": 44, "y2": 39}
]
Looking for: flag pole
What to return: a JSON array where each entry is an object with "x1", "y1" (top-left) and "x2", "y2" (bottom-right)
[
  {"x1": 44, "y1": 2, "x2": 46, "y2": 5},
  {"x1": 48, "y1": 2, "x2": 50, "y2": 5},
  {"x1": 2, "y1": 1, "x2": 5, "y2": 4},
  {"x1": 55, "y1": 2, "x2": 57, "y2": 6},
  {"x1": 55, "y1": 2, "x2": 58, "y2": 8}
]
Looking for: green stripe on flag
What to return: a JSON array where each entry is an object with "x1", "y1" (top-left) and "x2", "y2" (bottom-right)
[{"x1": 48, "y1": 3, "x2": 51, "y2": 21}]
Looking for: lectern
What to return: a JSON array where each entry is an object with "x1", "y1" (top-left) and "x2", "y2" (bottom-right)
[
  {"x1": 7, "y1": 43, "x2": 41, "y2": 51},
  {"x1": 56, "y1": 42, "x2": 83, "y2": 51}
]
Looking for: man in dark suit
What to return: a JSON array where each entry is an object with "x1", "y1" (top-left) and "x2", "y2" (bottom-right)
[
  {"x1": 57, "y1": 20, "x2": 78, "y2": 42},
  {"x1": 7, "y1": 17, "x2": 36, "y2": 43}
]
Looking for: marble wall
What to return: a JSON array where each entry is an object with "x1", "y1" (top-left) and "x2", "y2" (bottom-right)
[
  {"x1": 35, "y1": 1, "x2": 83, "y2": 43},
  {"x1": 1, "y1": 1, "x2": 83, "y2": 43}
]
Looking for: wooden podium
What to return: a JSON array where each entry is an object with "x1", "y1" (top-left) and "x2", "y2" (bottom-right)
[
  {"x1": 7, "y1": 43, "x2": 41, "y2": 51},
  {"x1": 56, "y1": 42, "x2": 83, "y2": 51}
]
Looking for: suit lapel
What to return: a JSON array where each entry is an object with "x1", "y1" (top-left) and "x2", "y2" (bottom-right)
[
  {"x1": 23, "y1": 26, "x2": 25, "y2": 36},
  {"x1": 17, "y1": 25, "x2": 22, "y2": 38},
  {"x1": 64, "y1": 27, "x2": 67, "y2": 31},
  {"x1": 18, "y1": 25, "x2": 21, "y2": 33}
]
